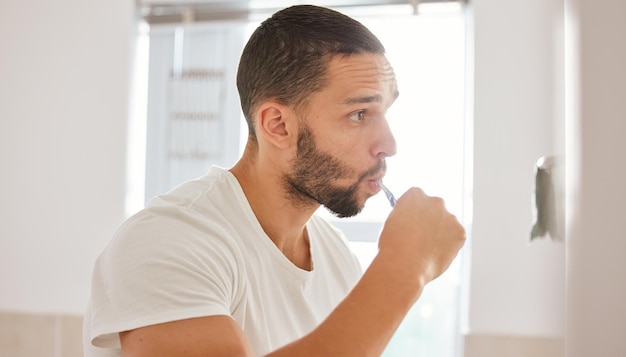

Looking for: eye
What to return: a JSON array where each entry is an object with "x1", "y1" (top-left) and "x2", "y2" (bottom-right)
[{"x1": 348, "y1": 110, "x2": 366, "y2": 122}]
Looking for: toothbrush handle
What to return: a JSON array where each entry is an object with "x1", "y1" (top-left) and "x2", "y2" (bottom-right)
[
  {"x1": 384, "y1": 190, "x2": 396, "y2": 207},
  {"x1": 378, "y1": 181, "x2": 396, "y2": 207}
]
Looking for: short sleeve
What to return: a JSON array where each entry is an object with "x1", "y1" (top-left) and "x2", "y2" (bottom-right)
[{"x1": 88, "y1": 206, "x2": 243, "y2": 348}]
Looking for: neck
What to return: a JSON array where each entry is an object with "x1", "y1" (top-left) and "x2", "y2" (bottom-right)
[{"x1": 230, "y1": 144, "x2": 317, "y2": 270}]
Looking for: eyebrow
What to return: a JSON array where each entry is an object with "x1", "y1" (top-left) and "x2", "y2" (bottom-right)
[
  {"x1": 342, "y1": 94, "x2": 382, "y2": 105},
  {"x1": 342, "y1": 91, "x2": 399, "y2": 105}
]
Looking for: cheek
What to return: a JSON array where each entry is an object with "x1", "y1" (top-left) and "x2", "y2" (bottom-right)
[
  {"x1": 329, "y1": 147, "x2": 374, "y2": 182},
  {"x1": 305, "y1": 119, "x2": 372, "y2": 174},
  {"x1": 317, "y1": 125, "x2": 360, "y2": 153},
  {"x1": 320, "y1": 137, "x2": 354, "y2": 162}
]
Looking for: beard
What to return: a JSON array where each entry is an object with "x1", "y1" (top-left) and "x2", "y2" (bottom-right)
[{"x1": 284, "y1": 123, "x2": 385, "y2": 218}]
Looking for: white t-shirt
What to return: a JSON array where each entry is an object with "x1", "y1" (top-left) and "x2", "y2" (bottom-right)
[{"x1": 84, "y1": 166, "x2": 363, "y2": 356}]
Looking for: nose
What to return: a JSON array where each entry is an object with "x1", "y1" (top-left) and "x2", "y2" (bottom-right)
[{"x1": 374, "y1": 117, "x2": 397, "y2": 159}]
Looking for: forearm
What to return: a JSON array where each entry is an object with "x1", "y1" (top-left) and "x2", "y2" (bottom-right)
[{"x1": 266, "y1": 251, "x2": 425, "y2": 357}]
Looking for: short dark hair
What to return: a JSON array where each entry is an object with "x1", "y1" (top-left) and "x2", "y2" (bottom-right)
[{"x1": 236, "y1": 5, "x2": 385, "y2": 138}]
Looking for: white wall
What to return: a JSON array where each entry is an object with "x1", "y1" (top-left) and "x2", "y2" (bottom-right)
[
  {"x1": 467, "y1": 1, "x2": 626, "y2": 356},
  {"x1": 565, "y1": 0, "x2": 626, "y2": 355},
  {"x1": 0, "y1": 0, "x2": 135, "y2": 315},
  {"x1": 467, "y1": 0, "x2": 566, "y2": 339}
]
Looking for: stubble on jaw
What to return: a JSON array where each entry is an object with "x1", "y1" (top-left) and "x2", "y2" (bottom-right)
[{"x1": 284, "y1": 124, "x2": 385, "y2": 218}]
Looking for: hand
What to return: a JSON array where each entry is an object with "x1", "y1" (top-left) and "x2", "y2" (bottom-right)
[{"x1": 377, "y1": 187, "x2": 466, "y2": 288}]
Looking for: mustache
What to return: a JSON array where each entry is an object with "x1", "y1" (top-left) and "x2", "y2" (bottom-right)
[{"x1": 357, "y1": 160, "x2": 387, "y2": 183}]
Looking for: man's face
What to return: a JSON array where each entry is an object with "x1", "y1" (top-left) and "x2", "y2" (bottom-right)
[{"x1": 283, "y1": 53, "x2": 398, "y2": 217}]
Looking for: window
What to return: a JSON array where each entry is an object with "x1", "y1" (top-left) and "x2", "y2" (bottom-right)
[{"x1": 140, "y1": 22, "x2": 247, "y2": 204}]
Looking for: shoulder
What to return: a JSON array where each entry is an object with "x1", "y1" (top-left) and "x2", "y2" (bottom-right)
[
  {"x1": 116, "y1": 166, "x2": 247, "y2": 258},
  {"x1": 90, "y1": 199, "x2": 248, "y2": 344},
  {"x1": 102, "y1": 202, "x2": 245, "y2": 279}
]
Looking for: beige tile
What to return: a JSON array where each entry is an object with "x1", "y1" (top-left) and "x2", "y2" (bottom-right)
[
  {"x1": 464, "y1": 333, "x2": 564, "y2": 357},
  {"x1": 60, "y1": 314, "x2": 84, "y2": 357},
  {"x1": 0, "y1": 311, "x2": 84, "y2": 357},
  {"x1": 0, "y1": 311, "x2": 57, "y2": 357}
]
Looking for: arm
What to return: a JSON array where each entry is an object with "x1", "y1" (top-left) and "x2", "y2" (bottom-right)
[
  {"x1": 120, "y1": 315, "x2": 254, "y2": 357},
  {"x1": 120, "y1": 188, "x2": 465, "y2": 357},
  {"x1": 270, "y1": 187, "x2": 465, "y2": 356}
]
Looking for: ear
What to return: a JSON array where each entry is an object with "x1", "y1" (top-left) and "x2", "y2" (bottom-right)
[{"x1": 255, "y1": 101, "x2": 296, "y2": 150}]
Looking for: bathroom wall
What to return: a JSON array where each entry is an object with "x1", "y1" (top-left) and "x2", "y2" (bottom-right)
[
  {"x1": 465, "y1": 0, "x2": 566, "y2": 355},
  {"x1": 467, "y1": 0, "x2": 626, "y2": 356},
  {"x1": 565, "y1": 0, "x2": 626, "y2": 355},
  {"x1": 0, "y1": 0, "x2": 134, "y2": 355}
]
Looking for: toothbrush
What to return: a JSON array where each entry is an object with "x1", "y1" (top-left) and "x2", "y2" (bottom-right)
[{"x1": 377, "y1": 180, "x2": 396, "y2": 207}]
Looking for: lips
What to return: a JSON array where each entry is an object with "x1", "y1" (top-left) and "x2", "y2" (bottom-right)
[
  {"x1": 367, "y1": 178, "x2": 383, "y2": 194},
  {"x1": 370, "y1": 173, "x2": 386, "y2": 184}
]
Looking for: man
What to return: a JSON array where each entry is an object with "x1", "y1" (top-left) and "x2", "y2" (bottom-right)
[{"x1": 84, "y1": 5, "x2": 465, "y2": 356}]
